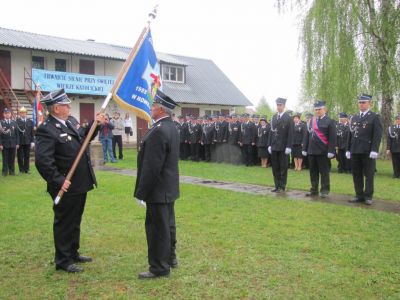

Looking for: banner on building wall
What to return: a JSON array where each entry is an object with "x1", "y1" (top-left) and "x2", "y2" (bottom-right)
[
  {"x1": 31, "y1": 69, "x2": 116, "y2": 96},
  {"x1": 112, "y1": 29, "x2": 161, "y2": 123}
]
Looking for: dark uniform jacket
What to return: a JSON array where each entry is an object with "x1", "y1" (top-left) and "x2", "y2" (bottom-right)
[
  {"x1": 228, "y1": 121, "x2": 241, "y2": 145},
  {"x1": 240, "y1": 121, "x2": 256, "y2": 145},
  {"x1": 134, "y1": 117, "x2": 180, "y2": 203},
  {"x1": 347, "y1": 111, "x2": 383, "y2": 154},
  {"x1": 16, "y1": 118, "x2": 34, "y2": 145},
  {"x1": 0, "y1": 119, "x2": 20, "y2": 148},
  {"x1": 336, "y1": 123, "x2": 350, "y2": 150},
  {"x1": 387, "y1": 125, "x2": 400, "y2": 153},
  {"x1": 268, "y1": 112, "x2": 294, "y2": 151},
  {"x1": 175, "y1": 122, "x2": 188, "y2": 143},
  {"x1": 188, "y1": 123, "x2": 202, "y2": 144},
  {"x1": 201, "y1": 123, "x2": 215, "y2": 145},
  {"x1": 35, "y1": 115, "x2": 97, "y2": 195},
  {"x1": 303, "y1": 115, "x2": 336, "y2": 155},
  {"x1": 257, "y1": 125, "x2": 270, "y2": 147},
  {"x1": 293, "y1": 122, "x2": 307, "y2": 146},
  {"x1": 214, "y1": 121, "x2": 228, "y2": 142}
]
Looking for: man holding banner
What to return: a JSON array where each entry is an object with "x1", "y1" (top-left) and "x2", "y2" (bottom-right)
[{"x1": 35, "y1": 89, "x2": 103, "y2": 273}]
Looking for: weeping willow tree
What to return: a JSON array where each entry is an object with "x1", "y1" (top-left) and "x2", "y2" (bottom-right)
[{"x1": 277, "y1": 0, "x2": 400, "y2": 146}]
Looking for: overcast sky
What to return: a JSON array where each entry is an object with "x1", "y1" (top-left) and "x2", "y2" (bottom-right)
[{"x1": 2, "y1": 0, "x2": 303, "y2": 110}]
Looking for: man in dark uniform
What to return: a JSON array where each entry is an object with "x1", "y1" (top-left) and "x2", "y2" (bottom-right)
[
  {"x1": 135, "y1": 90, "x2": 180, "y2": 279},
  {"x1": 386, "y1": 114, "x2": 400, "y2": 178},
  {"x1": 239, "y1": 113, "x2": 256, "y2": 166},
  {"x1": 227, "y1": 114, "x2": 241, "y2": 164},
  {"x1": 302, "y1": 101, "x2": 336, "y2": 198},
  {"x1": 336, "y1": 112, "x2": 351, "y2": 173},
  {"x1": 35, "y1": 89, "x2": 102, "y2": 273},
  {"x1": 188, "y1": 117, "x2": 202, "y2": 161},
  {"x1": 201, "y1": 116, "x2": 215, "y2": 162},
  {"x1": 252, "y1": 114, "x2": 261, "y2": 165},
  {"x1": 347, "y1": 94, "x2": 383, "y2": 205},
  {"x1": 214, "y1": 114, "x2": 229, "y2": 163},
  {"x1": 268, "y1": 97, "x2": 294, "y2": 192},
  {"x1": 16, "y1": 106, "x2": 35, "y2": 174},
  {"x1": 175, "y1": 116, "x2": 186, "y2": 160},
  {"x1": 0, "y1": 107, "x2": 19, "y2": 176}
]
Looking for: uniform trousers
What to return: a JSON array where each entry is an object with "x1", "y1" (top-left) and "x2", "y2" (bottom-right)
[
  {"x1": 145, "y1": 202, "x2": 176, "y2": 276},
  {"x1": 203, "y1": 144, "x2": 212, "y2": 161},
  {"x1": 179, "y1": 142, "x2": 186, "y2": 160},
  {"x1": 271, "y1": 151, "x2": 288, "y2": 189},
  {"x1": 391, "y1": 152, "x2": 400, "y2": 178},
  {"x1": 337, "y1": 149, "x2": 351, "y2": 172},
  {"x1": 190, "y1": 143, "x2": 200, "y2": 161},
  {"x1": 242, "y1": 144, "x2": 253, "y2": 166},
  {"x1": 2, "y1": 147, "x2": 16, "y2": 175},
  {"x1": 308, "y1": 155, "x2": 330, "y2": 193},
  {"x1": 112, "y1": 135, "x2": 123, "y2": 159},
  {"x1": 351, "y1": 154, "x2": 376, "y2": 200},
  {"x1": 17, "y1": 144, "x2": 31, "y2": 172},
  {"x1": 49, "y1": 191, "x2": 87, "y2": 268}
]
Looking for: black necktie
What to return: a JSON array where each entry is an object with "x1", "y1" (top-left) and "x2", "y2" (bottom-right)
[
  {"x1": 277, "y1": 115, "x2": 280, "y2": 120},
  {"x1": 360, "y1": 113, "x2": 364, "y2": 118}
]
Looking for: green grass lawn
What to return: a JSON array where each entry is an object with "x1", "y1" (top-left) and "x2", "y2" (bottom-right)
[
  {"x1": 1, "y1": 170, "x2": 399, "y2": 299},
  {"x1": 107, "y1": 148, "x2": 400, "y2": 202}
]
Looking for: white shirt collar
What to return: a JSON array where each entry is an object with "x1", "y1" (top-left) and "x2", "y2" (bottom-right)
[
  {"x1": 360, "y1": 109, "x2": 370, "y2": 116},
  {"x1": 154, "y1": 115, "x2": 169, "y2": 124},
  {"x1": 52, "y1": 115, "x2": 66, "y2": 126}
]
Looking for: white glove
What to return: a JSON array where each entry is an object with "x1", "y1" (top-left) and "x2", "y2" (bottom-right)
[
  {"x1": 135, "y1": 198, "x2": 146, "y2": 208},
  {"x1": 327, "y1": 152, "x2": 335, "y2": 159},
  {"x1": 302, "y1": 151, "x2": 307, "y2": 157},
  {"x1": 345, "y1": 151, "x2": 351, "y2": 159},
  {"x1": 285, "y1": 148, "x2": 292, "y2": 155},
  {"x1": 268, "y1": 146, "x2": 272, "y2": 154},
  {"x1": 30, "y1": 142, "x2": 35, "y2": 149},
  {"x1": 369, "y1": 151, "x2": 378, "y2": 159}
]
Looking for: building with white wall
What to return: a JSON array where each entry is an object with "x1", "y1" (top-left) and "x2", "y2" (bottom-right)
[{"x1": 0, "y1": 27, "x2": 252, "y2": 142}]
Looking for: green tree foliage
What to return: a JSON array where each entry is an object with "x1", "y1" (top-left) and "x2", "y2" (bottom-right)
[
  {"x1": 256, "y1": 96, "x2": 273, "y2": 117},
  {"x1": 277, "y1": 0, "x2": 400, "y2": 140}
]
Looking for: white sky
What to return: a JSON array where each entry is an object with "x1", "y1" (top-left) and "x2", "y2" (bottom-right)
[{"x1": 2, "y1": 0, "x2": 303, "y2": 110}]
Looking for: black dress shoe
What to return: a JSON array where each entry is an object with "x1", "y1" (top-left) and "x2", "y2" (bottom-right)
[
  {"x1": 169, "y1": 258, "x2": 178, "y2": 268},
  {"x1": 305, "y1": 192, "x2": 318, "y2": 197},
  {"x1": 56, "y1": 263, "x2": 84, "y2": 273},
  {"x1": 349, "y1": 197, "x2": 364, "y2": 203},
  {"x1": 73, "y1": 255, "x2": 93, "y2": 263},
  {"x1": 271, "y1": 188, "x2": 279, "y2": 192},
  {"x1": 138, "y1": 271, "x2": 169, "y2": 279}
]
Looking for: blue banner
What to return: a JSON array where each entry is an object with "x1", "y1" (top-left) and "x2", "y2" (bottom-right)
[
  {"x1": 112, "y1": 29, "x2": 161, "y2": 123},
  {"x1": 32, "y1": 69, "x2": 115, "y2": 96}
]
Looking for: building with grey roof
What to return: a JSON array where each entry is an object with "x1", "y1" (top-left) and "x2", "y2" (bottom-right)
[{"x1": 0, "y1": 27, "x2": 252, "y2": 141}]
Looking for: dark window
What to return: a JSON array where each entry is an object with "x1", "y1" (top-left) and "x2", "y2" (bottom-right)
[
  {"x1": 205, "y1": 110, "x2": 212, "y2": 116},
  {"x1": 32, "y1": 56, "x2": 45, "y2": 69},
  {"x1": 55, "y1": 59, "x2": 67, "y2": 72},
  {"x1": 221, "y1": 109, "x2": 230, "y2": 116},
  {"x1": 79, "y1": 59, "x2": 95, "y2": 75}
]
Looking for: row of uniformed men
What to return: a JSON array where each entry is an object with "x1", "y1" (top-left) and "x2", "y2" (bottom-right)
[{"x1": 0, "y1": 107, "x2": 35, "y2": 176}]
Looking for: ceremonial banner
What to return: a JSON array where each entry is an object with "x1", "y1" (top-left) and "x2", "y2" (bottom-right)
[{"x1": 112, "y1": 29, "x2": 161, "y2": 123}]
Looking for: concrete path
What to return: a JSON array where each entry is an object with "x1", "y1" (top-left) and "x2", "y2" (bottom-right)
[{"x1": 96, "y1": 165, "x2": 400, "y2": 215}]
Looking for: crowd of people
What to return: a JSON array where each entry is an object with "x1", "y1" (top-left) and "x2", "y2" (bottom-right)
[{"x1": 172, "y1": 95, "x2": 399, "y2": 202}]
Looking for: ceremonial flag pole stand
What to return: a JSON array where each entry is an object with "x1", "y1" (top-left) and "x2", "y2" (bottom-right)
[{"x1": 54, "y1": 6, "x2": 158, "y2": 205}]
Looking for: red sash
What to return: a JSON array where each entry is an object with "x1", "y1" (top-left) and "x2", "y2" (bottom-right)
[{"x1": 313, "y1": 118, "x2": 328, "y2": 145}]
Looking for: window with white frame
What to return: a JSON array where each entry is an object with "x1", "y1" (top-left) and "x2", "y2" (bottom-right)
[{"x1": 162, "y1": 64, "x2": 184, "y2": 83}]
